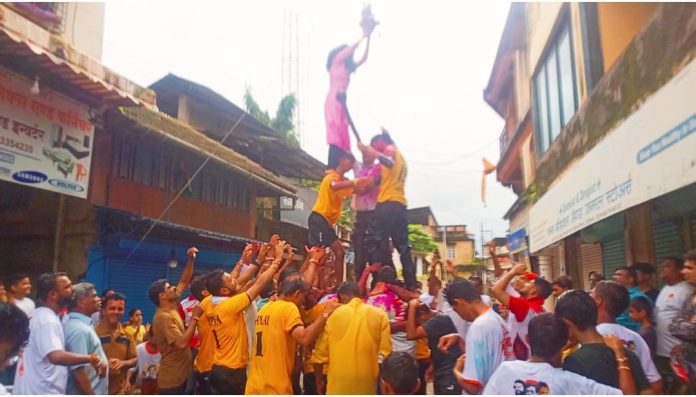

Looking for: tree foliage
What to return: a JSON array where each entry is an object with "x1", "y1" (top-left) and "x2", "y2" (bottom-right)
[
  {"x1": 244, "y1": 88, "x2": 299, "y2": 147},
  {"x1": 408, "y1": 224, "x2": 438, "y2": 253}
]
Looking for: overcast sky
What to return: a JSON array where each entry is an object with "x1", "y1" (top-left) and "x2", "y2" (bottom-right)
[{"x1": 102, "y1": 0, "x2": 518, "y2": 250}]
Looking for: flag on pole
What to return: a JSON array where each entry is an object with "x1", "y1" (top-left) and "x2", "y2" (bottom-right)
[{"x1": 482, "y1": 158, "x2": 496, "y2": 206}]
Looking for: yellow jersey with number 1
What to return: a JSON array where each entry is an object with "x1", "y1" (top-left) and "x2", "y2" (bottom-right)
[
  {"x1": 211, "y1": 293, "x2": 251, "y2": 369},
  {"x1": 245, "y1": 300, "x2": 305, "y2": 395}
]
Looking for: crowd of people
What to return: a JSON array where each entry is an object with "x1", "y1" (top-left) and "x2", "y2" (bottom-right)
[
  {"x1": 1, "y1": 10, "x2": 696, "y2": 395},
  {"x1": 1, "y1": 241, "x2": 696, "y2": 395}
]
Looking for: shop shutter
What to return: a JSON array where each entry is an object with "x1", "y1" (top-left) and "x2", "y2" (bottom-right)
[
  {"x1": 552, "y1": 250, "x2": 562, "y2": 280},
  {"x1": 580, "y1": 243, "x2": 603, "y2": 290},
  {"x1": 652, "y1": 218, "x2": 684, "y2": 262},
  {"x1": 108, "y1": 257, "x2": 167, "y2": 323},
  {"x1": 88, "y1": 238, "x2": 241, "y2": 323},
  {"x1": 601, "y1": 235, "x2": 626, "y2": 278}
]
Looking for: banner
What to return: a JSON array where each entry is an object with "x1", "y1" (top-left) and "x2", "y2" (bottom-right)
[
  {"x1": 529, "y1": 58, "x2": 696, "y2": 252},
  {"x1": 280, "y1": 185, "x2": 318, "y2": 228},
  {"x1": 0, "y1": 67, "x2": 94, "y2": 198}
]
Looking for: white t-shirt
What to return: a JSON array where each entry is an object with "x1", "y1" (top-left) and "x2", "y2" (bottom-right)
[
  {"x1": 483, "y1": 361, "x2": 622, "y2": 395},
  {"x1": 13, "y1": 297, "x2": 35, "y2": 318},
  {"x1": 13, "y1": 307, "x2": 68, "y2": 394},
  {"x1": 596, "y1": 322, "x2": 661, "y2": 383},
  {"x1": 244, "y1": 296, "x2": 260, "y2": 358},
  {"x1": 135, "y1": 342, "x2": 161, "y2": 381},
  {"x1": 655, "y1": 281, "x2": 695, "y2": 357},
  {"x1": 458, "y1": 309, "x2": 513, "y2": 389}
]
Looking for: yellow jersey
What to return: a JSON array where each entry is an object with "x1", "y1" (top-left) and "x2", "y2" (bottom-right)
[
  {"x1": 415, "y1": 337, "x2": 431, "y2": 360},
  {"x1": 245, "y1": 300, "x2": 305, "y2": 394},
  {"x1": 312, "y1": 297, "x2": 392, "y2": 395},
  {"x1": 194, "y1": 296, "x2": 214, "y2": 373},
  {"x1": 301, "y1": 302, "x2": 330, "y2": 375},
  {"x1": 378, "y1": 147, "x2": 407, "y2": 205},
  {"x1": 312, "y1": 170, "x2": 354, "y2": 225},
  {"x1": 210, "y1": 293, "x2": 251, "y2": 369}
]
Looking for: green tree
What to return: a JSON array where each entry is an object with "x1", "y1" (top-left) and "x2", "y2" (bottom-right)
[
  {"x1": 244, "y1": 88, "x2": 299, "y2": 147},
  {"x1": 408, "y1": 224, "x2": 438, "y2": 253}
]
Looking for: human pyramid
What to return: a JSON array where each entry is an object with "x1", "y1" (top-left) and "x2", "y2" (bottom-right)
[{"x1": 4, "y1": 6, "x2": 688, "y2": 397}]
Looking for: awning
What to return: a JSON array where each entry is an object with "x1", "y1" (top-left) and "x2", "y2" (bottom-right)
[
  {"x1": 114, "y1": 106, "x2": 298, "y2": 198},
  {"x1": 0, "y1": 4, "x2": 156, "y2": 109},
  {"x1": 94, "y1": 205, "x2": 260, "y2": 244}
]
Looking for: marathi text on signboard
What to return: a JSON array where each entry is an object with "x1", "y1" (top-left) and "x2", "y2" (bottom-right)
[
  {"x1": 0, "y1": 67, "x2": 94, "y2": 198},
  {"x1": 529, "y1": 59, "x2": 696, "y2": 252}
]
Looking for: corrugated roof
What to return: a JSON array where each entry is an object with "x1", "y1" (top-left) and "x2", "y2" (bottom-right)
[
  {"x1": 150, "y1": 74, "x2": 327, "y2": 180},
  {"x1": 0, "y1": 4, "x2": 156, "y2": 108},
  {"x1": 117, "y1": 106, "x2": 297, "y2": 197}
]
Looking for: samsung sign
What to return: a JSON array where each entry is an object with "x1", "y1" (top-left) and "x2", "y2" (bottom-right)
[{"x1": 529, "y1": 59, "x2": 696, "y2": 252}]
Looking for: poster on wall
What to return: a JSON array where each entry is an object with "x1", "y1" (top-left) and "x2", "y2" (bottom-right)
[
  {"x1": 529, "y1": 58, "x2": 696, "y2": 252},
  {"x1": 0, "y1": 67, "x2": 94, "y2": 199}
]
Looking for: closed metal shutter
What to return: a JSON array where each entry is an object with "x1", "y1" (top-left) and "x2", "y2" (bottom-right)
[
  {"x1": 88, "y1": 238, "x2": 241, "y2": 323},
  {"x1": 601, "y1": 235, "x2": 626, "y2": 278},
  {"x1": 652, "y1": 218, "x2": 684, "y2": 262},
  {"x1": 552, "y1": 249, "x2": 562, "y2": 279},
  {"x1": 581, "y1": 243, "x2": 603, "y2": 290}
]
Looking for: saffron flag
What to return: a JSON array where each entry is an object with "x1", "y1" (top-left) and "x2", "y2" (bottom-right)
[{"x1": 482, "y1": 158, "x2": 496, "y2": 206}]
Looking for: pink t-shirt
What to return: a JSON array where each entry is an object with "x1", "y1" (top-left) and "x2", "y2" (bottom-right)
[
  {"x1": 325, "y1": 45, "x2": 357, "y2": 151},
  {"x1": 351, "y1": 160, "x2": 381, "y2": 212}
]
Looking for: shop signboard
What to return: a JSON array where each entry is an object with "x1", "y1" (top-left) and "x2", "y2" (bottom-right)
[
  {"x1": 529, "y1": 59, "x2": 696, "y2": 252},
  {"x1": 0, "y1": 67, "x2": 94, "y2": 198}
]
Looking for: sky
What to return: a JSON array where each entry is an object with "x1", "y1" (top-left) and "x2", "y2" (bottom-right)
[{"x1": 101, "y1": 0, "x2": 518, "y2": 251}]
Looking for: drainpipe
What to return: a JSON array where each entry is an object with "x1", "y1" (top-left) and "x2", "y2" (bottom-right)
[{"x1": 52, "y1": 194, "x2": 66, "y2": 272}]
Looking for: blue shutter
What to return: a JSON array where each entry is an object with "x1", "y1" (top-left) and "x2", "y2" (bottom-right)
[{"x1": 86, "y1": 238, "x2": 241, "y2": 324}]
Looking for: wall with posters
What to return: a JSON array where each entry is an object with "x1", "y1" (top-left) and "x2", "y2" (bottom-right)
[
  {"x1": 0, "y1": 67, "x2": 94, "y2": 199},
  {"x1": 529, "y1": 58, "x2": 696, "y2": 252}
]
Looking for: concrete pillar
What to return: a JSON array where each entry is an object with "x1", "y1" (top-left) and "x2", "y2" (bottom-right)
[
  {"x1": 625, "y1": 202, "x2": 655, "y2": 265},
  {"x1": 537, "y1": 255, "x2": 555, "y2": 312}
]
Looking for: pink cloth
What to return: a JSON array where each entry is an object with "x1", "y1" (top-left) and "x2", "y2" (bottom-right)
[
  {"x1": 325, "y1": 45, "x2": 356, "y2": 152},
  {"x1": 365, "y1": 291, "x2": 405, "y2": 321}
]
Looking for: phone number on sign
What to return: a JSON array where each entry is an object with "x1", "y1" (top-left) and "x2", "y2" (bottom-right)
[{"x1": 0, "y1": 136, "x2": 33, "y2": 154}]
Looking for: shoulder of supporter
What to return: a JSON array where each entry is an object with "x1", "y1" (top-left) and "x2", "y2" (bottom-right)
[{"x1": 507, "y1": 295, "x2": 532, "y2": 322}]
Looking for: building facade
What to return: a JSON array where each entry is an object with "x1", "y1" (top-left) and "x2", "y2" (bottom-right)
[
  {"x1": 486, "y1": 3, "x2": 696, "y2": 289},
  {"x1": 0, "y1": 5, "x2": 326, "y2": 320}
]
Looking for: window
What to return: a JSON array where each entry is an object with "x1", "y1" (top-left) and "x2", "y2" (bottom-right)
[
  {"x1": 155, "y1": 155, "x2": 170, "y2": 191},
  {"x1": 116, "y1": 140, "x2": 134, "y2": 179},
  {"x1": 447, "y1": 247, "x2": 456, "y2": 260},
  {"x1": 216, "y1": 179, "x2": 228, "y2": 207},
  {"x1": 133, "y1": 148, "x2": 154, "y2": 186},
  {"x1": 533, "y1": 23, "x2": 578, "y2": 154}
]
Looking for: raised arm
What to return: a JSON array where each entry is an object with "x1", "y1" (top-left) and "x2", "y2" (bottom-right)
[
  {"x1": 359, "y1": 264, "x2": 381, "y2": 296},
  {"x1": 291, "y1": 301, "x2": 339, "y2": 347},
  {"x1": 175, "y1": 247, "x2": 198, "y2": 295},
  {"x1": 406, "y1": 299, "x2": 428, "y2": 340},
  {"x1": 245, "y1": 241, "x2": 288, "y2": 300},
  {"x1": 354, "y1": 34, "x2": 371, "y2": 68},
  {"x1": 302, "y1": 246, "x2": 325, "y2": 286},
  {"x1": 488, "y1": 241, "x2": 504, "y2": 278},
  {"x1": 231, "y1": 244, "x2": 255, "y2": 279},
  {"x1": 358, "y1": 142, "x2": 393, "y2": 168},
  {"x1": 491, "y1": 263, "x2": 526, "y2": 308}
]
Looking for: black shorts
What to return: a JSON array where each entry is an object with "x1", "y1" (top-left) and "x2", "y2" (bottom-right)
[
  {"x1": 308, "y1": 211, "x2": 338, "y2": 247},
  {"x1": 210, "y1": 365, "x2": 246, "y2": 395}
]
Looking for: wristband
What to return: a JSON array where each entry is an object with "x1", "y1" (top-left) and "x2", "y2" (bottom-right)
[
  {"x1": 192, "y1": 316, "x2": 200, "y2": 322},
  {"x1": 321, "y1": 313, "x2": 329, "y2": 320},
  {"x1": 615, "y1": 357, "x2": 627, "y2": 363},
  {"x1": 617, "y1": 365, "x2": 630, "y2": 371}
]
